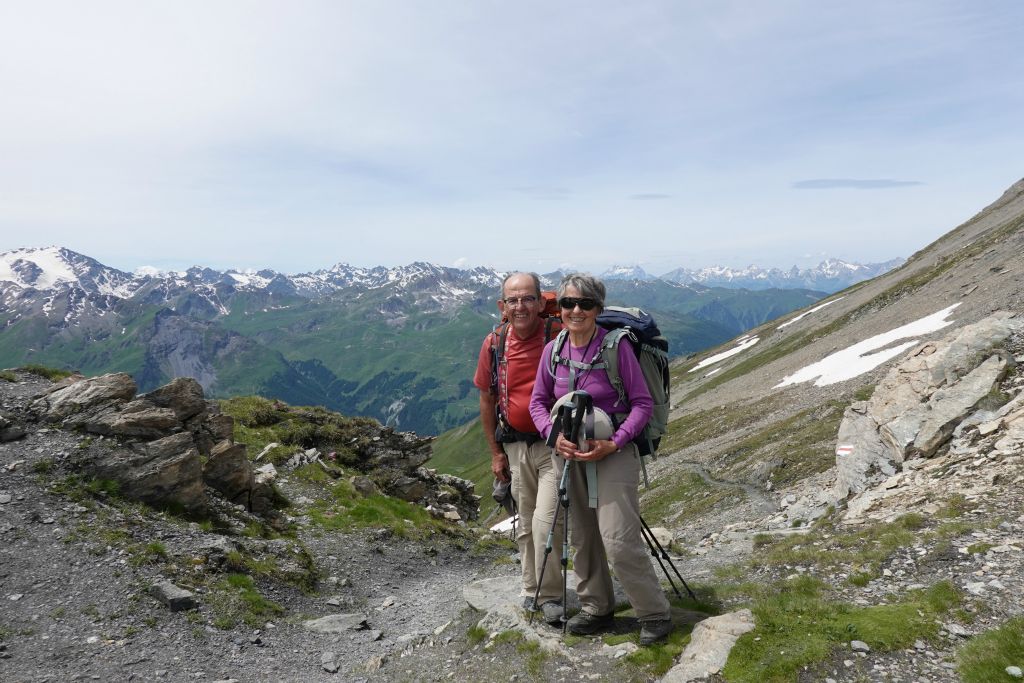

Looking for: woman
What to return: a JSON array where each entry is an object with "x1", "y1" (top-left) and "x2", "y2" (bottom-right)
[{"x1": 528, "y1": 273, "x2": 673, "y2": 645}]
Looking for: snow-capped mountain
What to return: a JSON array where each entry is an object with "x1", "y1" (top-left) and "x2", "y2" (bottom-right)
[
  {"x1": 0, "y1": 246, "x2": 141, "y2": 297},
  {"x1": 0, "y1": 245, "x2": 832, "y2": 435},
  {"x1": 601, "y1": 265, "x2": 654, "y2": 281},
  {"x1": 0, "y1": 248, "x2": 508, "y2": 327},
  {"x1": 660, "y1": 258, "x2": 904, "y2": 293}
]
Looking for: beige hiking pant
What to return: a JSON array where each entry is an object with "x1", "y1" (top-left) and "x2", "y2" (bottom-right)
[
  {"x1": 556, "y1": 443, "x2": 671, "y2": 621},
  {"x1": 507, "y1": 439, "x2": 564, "y2": 605}
]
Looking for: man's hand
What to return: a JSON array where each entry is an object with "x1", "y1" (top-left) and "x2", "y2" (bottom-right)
[{"x1": 492, "y1": 451, "x2": 510, "y2": 482}]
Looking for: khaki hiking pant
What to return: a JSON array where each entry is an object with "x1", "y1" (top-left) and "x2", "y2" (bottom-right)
[
  {"x1": 506, "y1": 439, "x2": 564, "y2": 606},
  {"x1": 556, "y1": 442, "x2": 671, "y2": 621}
]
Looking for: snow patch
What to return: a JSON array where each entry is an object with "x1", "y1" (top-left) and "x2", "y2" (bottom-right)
[
  {"x1": 778, "y1": 296, "x2": 845, "y2": 329},
  {"x1": 775, "y1": 304, "x2": 961, "y2": 388},
  {"x1": 689, "y1": 337, "x2": 760, "y2": 372}
]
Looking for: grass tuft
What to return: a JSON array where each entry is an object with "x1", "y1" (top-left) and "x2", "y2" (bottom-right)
[
  {"x1": 721, "y1": 578, "x2": 961, "y2": 682},
  {"x1": 18, "y1": 364, "x2": 74, "y2": 381},
  {"x1": 957, "y1": 617, "x2": 1024, "y2": 683}
]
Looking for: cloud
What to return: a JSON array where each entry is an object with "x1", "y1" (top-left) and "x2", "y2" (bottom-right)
[
  {"x1": 792, "y1": 179, "x2": 925, "y2": 190},
  {"x1": 452, "y1": 257, "x2": 469, "y2": 268},
  {"x1": 629, "y1": 193, "x2": 672, "y2": 200}
]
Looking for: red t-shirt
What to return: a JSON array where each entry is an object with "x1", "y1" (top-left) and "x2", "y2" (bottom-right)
[{"x1": 474, "y1": 322, "x2": 549, "y2": 434}]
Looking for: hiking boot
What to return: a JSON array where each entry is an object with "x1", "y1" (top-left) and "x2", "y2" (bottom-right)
[
  {"x1": 639, "y1": 618, "x2": 674, "y2": 646},
  {"x1": 521, "y1": 597, "x2": 538, "y2": 612},
  {"x1": 540, "y1": 601, "x2": 564, "y2": 626},
  {"x1": 566, "y1": 610, "x2": 614, "y2": 635}
]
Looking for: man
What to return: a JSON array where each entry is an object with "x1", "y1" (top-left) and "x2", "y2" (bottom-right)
[{"x1": 473, "y1": 272, "x2": 564, "y2": 625}]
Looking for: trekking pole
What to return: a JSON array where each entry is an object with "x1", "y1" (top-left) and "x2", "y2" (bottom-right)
[
  {"x1": 529, "y1": 450, "x2": 570, "y2": 623},
  {"x1": 639, "y1": 514, "x2": 696, "y2": 599},
  {"x1": 640, "y1": 523, "x2": 682, "y2": 599},
  {"x1": 511, "y1": 496, "x2": 518, "y2": 543},
  {"x1": 559, "y1": 457, "x2": 571, "y2": 633},
  {"x1": 559, "y1": 392, "x2": 591, "y2": 632}
]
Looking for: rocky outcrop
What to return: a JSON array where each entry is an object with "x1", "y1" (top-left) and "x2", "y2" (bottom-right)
[
  {"x1": 764, "y1": 312, "x2": 1023, "y2": 530},
  {"x1": 25, "y1": 370, "x2": 479, "y2": 522},
  {"x1": 834, "y1": 313, "x2": 1021, "y2": 499},
  {"x1": 29, "y1": 372, "x2": 269, "y2": 517}
]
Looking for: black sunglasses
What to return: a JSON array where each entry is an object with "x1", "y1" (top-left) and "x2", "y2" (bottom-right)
[{"x1": 558, "y1": 297, "x2": 599, "y2": 311}]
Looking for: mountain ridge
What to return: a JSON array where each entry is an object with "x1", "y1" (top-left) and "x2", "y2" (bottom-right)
[{"x1": 0, "y1": 248, "x2": 824, "y2": 435}]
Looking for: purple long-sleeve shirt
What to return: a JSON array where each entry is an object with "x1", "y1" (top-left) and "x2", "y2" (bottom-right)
[{"x1": 529, "y1": 327, "x2": 653, "y2": 450}]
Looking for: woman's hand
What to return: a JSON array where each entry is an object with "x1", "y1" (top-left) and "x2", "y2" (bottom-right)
[
  {"x1": 577, "y1": 439, "x2": 617, "y2": 462},
  {"x1": 555, "y1": 434, "x2": 618, "y2": 462},
  {"x1": 554, "y1": 433, "x2": 581, "y2": 460}
]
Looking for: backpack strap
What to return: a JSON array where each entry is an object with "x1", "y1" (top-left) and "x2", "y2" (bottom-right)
[
  {"x1": 549, "y1": 329, "x2": 606, "y2": 393},
  {"x1": 489, "y1": 322, "x2": 511, "y2": 429},
  {"x1": 599, "y1": 328, "x2": 633, "y2": 410}
]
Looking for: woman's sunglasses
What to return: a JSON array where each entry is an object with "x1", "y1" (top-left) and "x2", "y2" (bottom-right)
[{"x1": 558, "y1": 297, "x2": 599, "y2": 311}]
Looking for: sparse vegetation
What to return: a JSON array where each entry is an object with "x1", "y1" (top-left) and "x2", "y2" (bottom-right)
[
  {"x1": 208, "y1": 573, "x2": 285, "y2": 629},
  {"x1": 220, "y1": 396, "x2": 380, "y2": 468},
  {"x1": 957, "y1": 617, "x2": 1024, "y2": 683},
  {"x1": 642, "y1": 469, "x2": 745, "y2": 525},
  {"x1": 0, "y1": 369, "x2": 16, "y2": 382},
  {"x1": 306, "y1": 478, "x2": 453, "y2": 539},
  {"x1": 18, "y1": 364, "x2": 74, "y2": 381},
  {"x1": 466, "y1": 622, "x2": 488, "y2": 645},
  {"x1": 721, "y1": 577, "x2": 960, "y2": 682},
  {"x1": 853, "y1": 384, "x2": 875, "y2": 401}
]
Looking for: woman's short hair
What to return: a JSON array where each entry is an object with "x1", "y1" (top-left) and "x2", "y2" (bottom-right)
[{"x1": 557, "y1": 273, "x2": 605, "y2": 309}]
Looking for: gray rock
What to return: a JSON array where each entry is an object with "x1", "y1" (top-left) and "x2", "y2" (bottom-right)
[
  {"x1": 32, "y1": 373, "x2": 137, "y2": 421},
  {"x1": 0, "y1": 426, "x2": 26, "y2": 442},
  {"x1": 912, "y1": 353, "x2": 1010, "y2": 457},
  {"x1": 139, "y1": 377, "x2": 208, "y2": 421},
  {"x1": 1006, "y1": 666, "x2": 1023, "y2": 679},
  {"x1": 836, "y1": 313, "x2": 1023, "y2": 506},
  {"x1": 851, "y1": 640, "x2": 871, "y2": 652},
  {"x1": 149, "y1": 581, "x2": 197, "y2": 612},
  {"x1": 834, "y1": 401, "x2": 899, "y2": 498},
  {"x1": 320, "y1": 651, "x2": 340, "y2": 674},
  {"x1": 944, "y1": 623, "x2": 970, "y2": 638},
  {"x1": 303, "y1": 613, "x2": 368, "y2": 633},
  {"x1": 85, "y1": 433, "x2": 205, "y2": 512},
  {"x1": 663, "y1": 609, "x2": 756, "y2": 682},
  {"x1": 390, "y1": 476, "x2": 427, "y2": 502},
  {"x1": 351, "y1": 475, "x2": 378, "y2": 497},
  {"x1": 92, "y1": 400, "x2": 180, "y2": 439},
  {"x1": 203, "y1": 440, "x2": 254, "y2": 503}
]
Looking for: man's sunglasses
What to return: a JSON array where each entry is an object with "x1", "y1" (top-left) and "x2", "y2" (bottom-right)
[{"x1": 558, "y1": 297, "x2": 599, "y2": 311}]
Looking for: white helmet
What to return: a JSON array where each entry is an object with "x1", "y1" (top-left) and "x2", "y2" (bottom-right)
[{"x1": 550, "y1": 391, "x2": 614, "y2": 450}]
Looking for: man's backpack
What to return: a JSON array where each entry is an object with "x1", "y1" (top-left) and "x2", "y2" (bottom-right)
[{"x1": 548, "y1": 306, "x2": 670, "y2": 483}]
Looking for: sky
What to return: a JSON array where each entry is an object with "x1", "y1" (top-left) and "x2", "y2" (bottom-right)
[{"x1": 0, "y1": 1, "x2": 1022, "y2": 276}]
